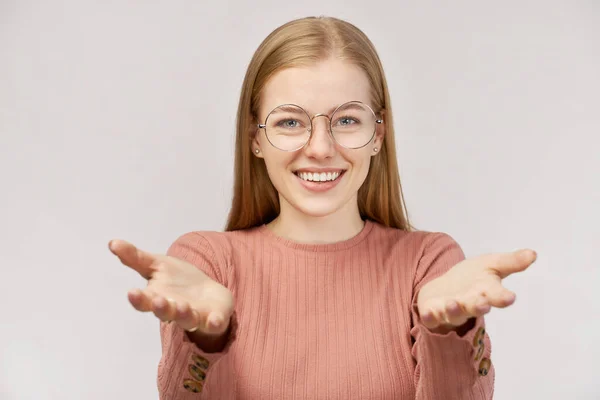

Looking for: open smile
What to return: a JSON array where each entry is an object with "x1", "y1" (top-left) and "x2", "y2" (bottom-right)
[{"x1": 292, "y1": 169, "x2": 346, "y2": 192}]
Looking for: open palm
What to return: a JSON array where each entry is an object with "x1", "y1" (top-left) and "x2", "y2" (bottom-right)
[
  {"x1": 109, "y1": 239, "x2": 234, "y2": 335},
  {"x1": 417, "y1": 249, "x2": 538, "y2": 331}
]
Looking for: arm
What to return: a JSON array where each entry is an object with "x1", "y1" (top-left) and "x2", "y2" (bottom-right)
[
  {"x1": 157, "y1": 232, "x2": 237, "y2": 398},
  {"x1": 411, "y1": 232, "x2": 494, "y2": 400}
]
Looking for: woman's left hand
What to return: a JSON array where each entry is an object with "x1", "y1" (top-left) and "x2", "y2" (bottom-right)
[{"x1": 416, "y1": 249, "x2": 538, "y2": 333}]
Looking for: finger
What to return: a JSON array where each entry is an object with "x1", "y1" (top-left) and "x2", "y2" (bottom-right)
[
  {"x1": 419, "y1": 307, "x2": 438, "y2": 329},
  {"x1": 204, "y1": 311, "x2": 227, "y2": 334},
  {"x1": 484, "y1": 285, "x2": 517, "y2": 308},
  {"x1": 172, "y1": 302, "x2": 202, "y2": 332},
  {"x1": 174, "y1": 304, "x2": 227, "y2": 335},
  {"x1": 463, "y1": 294, "x2": 491, "y2": 317},
  {"x1": 486, "y1": 249, "x2": 538, "y2": 279},
  {"x1": 444, "y1": 299, "x2": 470, "y2": 326},
  {"x1": 127, "y1": 288, "x2": 155, "y2": 312},
  {"x1": 152, "y1": 296, "x2": 177, "y2": 322},
  {"x1": 425, "y1": 305, "x2": 462, "y2": 331},
  {"x1": 109, "y1": 239, "x2": 158, "y2": 279},
  {"x1": 187, "y1": 306, "x2": 228, "y2": 334}
]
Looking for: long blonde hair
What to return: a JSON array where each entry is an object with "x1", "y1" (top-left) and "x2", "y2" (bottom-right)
[{"x1": 225, "y1": 16, "x2": 415, "y2": 232}]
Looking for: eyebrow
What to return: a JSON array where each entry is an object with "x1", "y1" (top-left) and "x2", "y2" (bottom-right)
[
  {"x1": 271, "y1": 102, "x2": 367, "y2": 115},
  {"x1": 331, "y1": 102, "x2": 366, "y2": 113},
  {"x1": 270, "y1": 105, "x2": 306, "y2": 114}
]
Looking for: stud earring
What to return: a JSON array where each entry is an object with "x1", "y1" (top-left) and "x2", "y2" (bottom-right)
[
  {"x1": 255, "y1": 149, "x2": 260, "y2": 154},
  {"x1": 373, "y1": 147, "x2": 378, "y2": 153}
]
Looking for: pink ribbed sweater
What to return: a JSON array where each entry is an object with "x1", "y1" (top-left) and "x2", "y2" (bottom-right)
[{"x1": 157, "y1": 220, "x2": 494, "y2": 399}]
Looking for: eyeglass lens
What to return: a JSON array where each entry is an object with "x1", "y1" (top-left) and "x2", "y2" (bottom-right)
[{"x1": 264, "y1": 102, "x2": 377, "y2": 151}]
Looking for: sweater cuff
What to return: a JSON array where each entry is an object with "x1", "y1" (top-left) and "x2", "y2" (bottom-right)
[
  {"x1": 158, "y1": 312, "x2": 238, "y2": 395},
  {"x1": 411, "y1": 300, "x2": 492, "y2": 375}
]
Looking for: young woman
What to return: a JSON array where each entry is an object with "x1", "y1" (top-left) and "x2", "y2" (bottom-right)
[{"x1": 109, "y1": 16, "x2": 537, "y2": 399}]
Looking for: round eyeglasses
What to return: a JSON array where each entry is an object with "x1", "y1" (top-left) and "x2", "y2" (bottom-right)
[{"x1": 257, "y1": 101, "x2": 383, "y2": 152}]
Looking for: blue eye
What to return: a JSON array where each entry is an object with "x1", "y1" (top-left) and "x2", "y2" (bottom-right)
[
  {"x1": 337, "y1": 117, "x2": 358, "y2": 126},
  {"x1": 271, "y1": 118, "x2": 307, "y2": 137},
  {"x1": 278, "y1": 119, "x2": 300, "y2": 128}
]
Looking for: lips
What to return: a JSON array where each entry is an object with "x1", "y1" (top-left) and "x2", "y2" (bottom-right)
[
  {"x1": 294, "y1": 170, "x2": 345, "y2": 183},
  {"x1": 293, "y1": 170, "x2": 346, "y2": 193}
]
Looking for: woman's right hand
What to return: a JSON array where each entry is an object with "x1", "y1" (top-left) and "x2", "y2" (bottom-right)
[{"x1": 109, "y1": 239, "x2": 234, "y2": 336}]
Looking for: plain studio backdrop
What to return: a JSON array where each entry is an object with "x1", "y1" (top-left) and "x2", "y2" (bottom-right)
[{"x1": 1, "y1": 1, "x2": 598, "y2": 399}]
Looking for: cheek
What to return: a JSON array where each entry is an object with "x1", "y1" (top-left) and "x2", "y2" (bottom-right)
[
  {"x1": 354, "y1": 160, "x2": 372, "y2": 183},
  {"x1": 342, "y1": 150, "x2": 372, "y2": 176},
  {"x1": 261, "y1": 151, "x2": 295, "y2": 182}
]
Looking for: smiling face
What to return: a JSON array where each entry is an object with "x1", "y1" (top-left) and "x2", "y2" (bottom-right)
[{"x1": 252, "y1": 58, "x2": 384, "y2": 220}]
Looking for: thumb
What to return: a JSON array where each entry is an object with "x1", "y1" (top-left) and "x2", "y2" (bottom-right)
[
  {"x1": 109, "y1": 239, "x2": 159, "y2": 279},
  {"x1": 487, "y1": 249, "x2": 538, "y2": 278}
]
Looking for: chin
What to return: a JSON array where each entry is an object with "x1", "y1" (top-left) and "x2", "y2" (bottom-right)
[
  {"x1": 296, "y1": 206, "x2": 339, "y2": 218},
  {"x1": 287, "y1": 196, "x2": 348, "y2": 218}
]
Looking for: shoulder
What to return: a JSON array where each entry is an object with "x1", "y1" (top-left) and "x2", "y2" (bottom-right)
[
  {"x1": 166, "y1": 227, "x2": 263, "y2": 286},
  {"x1": 368, "y1": 222, "x2": 466, "y2": 291},
  {"x1": 168, "y1": 227, "x2": 263, "y2": 259},
  {"x1": 368, "y1": 221, "x2": 461, "y2": 258},
  {"x1": 367, "y1": 222, "x2": 465, "y2": 279}
]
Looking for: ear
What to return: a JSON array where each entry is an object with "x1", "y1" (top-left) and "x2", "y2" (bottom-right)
[
  {"x1": 372, "y1": 109, "x2": 386, "y2": 155},
  {"x1": 249, "y1": 121, "x2": 264, "y2": 158}
]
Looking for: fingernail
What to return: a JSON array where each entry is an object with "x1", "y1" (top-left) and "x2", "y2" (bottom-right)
[
  {"x1": 516, "y1": 249, "x2": 536, "y2": 262},
  {"x1": 422, "y1": 311, "x2": 435, "y2": 323},
  {"x1": 207, "y1": 312, "x2": 224, "y2": 328}
]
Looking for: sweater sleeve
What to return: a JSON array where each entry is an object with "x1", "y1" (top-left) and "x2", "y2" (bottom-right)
[
  {"x1": 157, "y1": 232, "x2": 238, "y2": 399},
  {"x1": 410, "y1": 232, "x2": 494, "y2": 400}
]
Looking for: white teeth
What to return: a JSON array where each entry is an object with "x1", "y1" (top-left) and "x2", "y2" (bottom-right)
[{"x1": 297, "y1": 171, "x2": 342, "y2": 182}]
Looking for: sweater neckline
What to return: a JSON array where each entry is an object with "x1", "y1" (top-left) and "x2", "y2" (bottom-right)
[{"x1": 256, "y1": 219, "x2": 375, "y2": 252}]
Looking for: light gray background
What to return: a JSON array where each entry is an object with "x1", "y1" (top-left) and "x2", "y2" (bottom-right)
[{"x1": 1, "y1": 1, "x2": 598, "y2": 399}]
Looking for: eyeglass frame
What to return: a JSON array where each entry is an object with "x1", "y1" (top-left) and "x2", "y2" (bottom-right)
[{"x1": 256, "y1": 100, "x2": 383, "y2": 152}]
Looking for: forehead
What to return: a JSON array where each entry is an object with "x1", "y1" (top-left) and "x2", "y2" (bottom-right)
[{"x1": 260, "y1": 59, "x2": 372, "y2": 116}]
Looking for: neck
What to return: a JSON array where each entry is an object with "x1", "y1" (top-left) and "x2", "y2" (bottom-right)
[{"x1": 267, "y1": 196, "x2": 365, "y2": 244}]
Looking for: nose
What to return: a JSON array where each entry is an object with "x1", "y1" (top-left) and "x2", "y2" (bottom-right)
[{"x1": 303, "y1": 115, "x2": 335, "y2": 159}]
